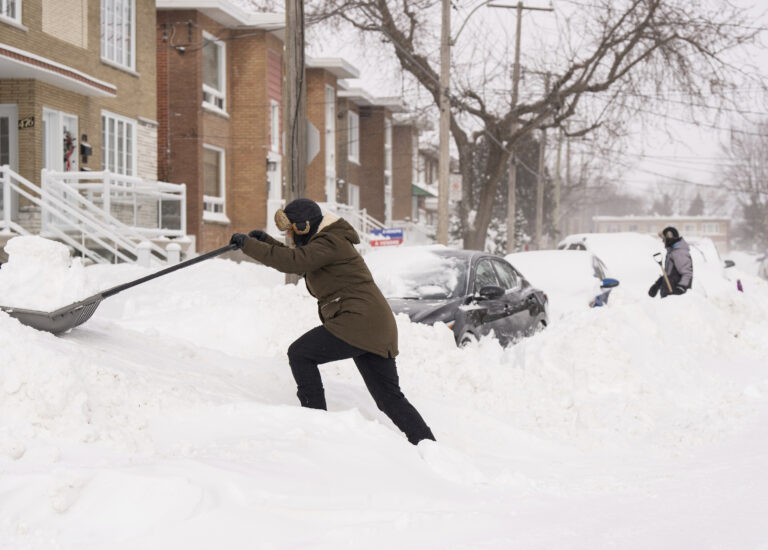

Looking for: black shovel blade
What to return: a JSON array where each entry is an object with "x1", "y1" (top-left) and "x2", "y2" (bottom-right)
[{"x1": 0, "y1": 293, "x2": 104, "y2": 334}]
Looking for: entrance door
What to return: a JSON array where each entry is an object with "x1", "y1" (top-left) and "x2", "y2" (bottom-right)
[
  {"x1": 0, "y1": 104, "x2": 19, "y2": 220},
  {"x1": 0, "y1": 104, "x2": 18, "y2": 170},
  {"x1": 43, "y1": 108, "x2": 78, "y2": 172}
]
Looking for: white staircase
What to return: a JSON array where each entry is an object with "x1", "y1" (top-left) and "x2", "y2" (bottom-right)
[{"x1": 1, "y1": 166, "x2": 188, "y2": 265}]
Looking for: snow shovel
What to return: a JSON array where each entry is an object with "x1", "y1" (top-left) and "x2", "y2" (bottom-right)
[
  {"x1": 0, "y1": 243, "x2": 238, "y2": 334},
  {"x1": 652, "y1": 252, "x2": 673, "y2": 294}
]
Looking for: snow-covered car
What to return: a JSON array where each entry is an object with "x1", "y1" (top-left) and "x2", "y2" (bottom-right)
[
  {"x1": 505, "y1": 250, "x2": 619, "y2": 318},
  {"x1": 364, "y1": 246, "x2": 549, "y2": 346}
]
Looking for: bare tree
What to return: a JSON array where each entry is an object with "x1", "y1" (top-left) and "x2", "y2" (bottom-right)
[
  {"x1": 307, "y1": 0, "x2": 762, "y2": 249},
  {"x1": 722, "y1": 120, "x2": 768, "y2": 248}
]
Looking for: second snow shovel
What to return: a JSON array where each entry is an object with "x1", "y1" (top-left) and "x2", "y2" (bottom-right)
[
  {"x1": 653, "y1": 252, "x2": 673, "y2": 294},
  {"x1": 0, "y1": 243, "x2": 238, "y2": 334}
]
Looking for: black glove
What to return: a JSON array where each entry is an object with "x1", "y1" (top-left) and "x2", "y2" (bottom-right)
[
  {"x1": 648, "y1": 278, "x2": 661, "y2": 298},
  {"x1": 229, "y1": 233, "x2": 247, "y2": 249},
  {"x1": 673, "y1": 285, "x2": 687, "y2": 295},
  {"x1": 248, "y1": 229, "x2": 268, "y2": 242}
]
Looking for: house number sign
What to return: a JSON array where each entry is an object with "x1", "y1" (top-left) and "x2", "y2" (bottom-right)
[{"x1": 18, "y1": 116, "x2": 35, "y2": 129}]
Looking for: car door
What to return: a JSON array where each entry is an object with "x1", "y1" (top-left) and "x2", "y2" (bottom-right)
[
  {"x1": 470, "y1": 258, "x2": 511, "y2": 341},
  {"x1": 492, "y1": 259, "x2": 533, "y2": 339}
]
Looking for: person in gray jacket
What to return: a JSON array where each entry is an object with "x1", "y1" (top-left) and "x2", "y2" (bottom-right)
[{"x1": 649, "y1": 226, "x2": 693, "y2": 298}]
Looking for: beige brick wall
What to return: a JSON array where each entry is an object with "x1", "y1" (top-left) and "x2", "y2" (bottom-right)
[
  {"x1": 1, "y1": 0, "x2": 157, "y2": 186},
  {"x1": 42, "y1": 0, "x2": 88, "y2": 49}
]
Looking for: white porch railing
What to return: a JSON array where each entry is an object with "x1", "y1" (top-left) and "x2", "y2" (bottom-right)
[
  {"x1": 42, "y1": 170, "x2": 186, "y2": 239},
  {"x1": 319, "y1": 202, "x2": 387, "y2": 250},
  {"x1": 1, "y1": 166, "x2": 188, "y2": 265}
]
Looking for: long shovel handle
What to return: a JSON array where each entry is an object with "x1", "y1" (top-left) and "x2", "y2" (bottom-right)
[
  {"x1": 101, "y1": 243, "x2": 239, "y2": 299},
  {"x1": 653, "y1": 253, "x2": 673, "y2": 293}
]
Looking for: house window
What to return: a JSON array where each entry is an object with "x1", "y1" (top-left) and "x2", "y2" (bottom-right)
[
  {"x1": 202, "y1": 32, "x2": 226, "y2": 113},
  {"x1": 270, "y1": 100, "x2": 280, "y2": 153},
  {"x1": 348, "y1": 111, "x2": 359, "y2": 163},
  {"x1": 101, "y1": 0, "x2": 135, "y2": 70},
  {"x1": 684, "y1": 223, "x2": 696, "y2": 233},
  {"x1": 702, "y1": 222, "x2": 719, "y2": 234},
  {"x1": 202, "y1": 144, "x2": 227, "y2": 222},
  {"x1": 0, "y1": 0, "x2": 20, "y2": 24},
  {"x1": 101, "y1": 111, "x2": 135, "y2": 175}
]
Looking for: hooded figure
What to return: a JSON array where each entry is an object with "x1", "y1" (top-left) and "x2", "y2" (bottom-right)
[
  {"x1": 649, "y1": 226, "x2": 694, "y2": 298},
  {"x1": 228, "y1": 199, "x2": 435, "y2": 446}
]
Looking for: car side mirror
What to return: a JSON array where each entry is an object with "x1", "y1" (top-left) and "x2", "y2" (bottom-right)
[
  {"x1": 724, "y1": 260, "x2": 735, "y2": 268},
  {"x1": 478, "y1": 285, "x2": 505, "y2": 299},
  {"x1": 601, "y1": 277, "x2": 620, "y2": 289}
]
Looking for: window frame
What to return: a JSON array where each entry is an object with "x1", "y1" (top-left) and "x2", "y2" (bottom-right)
[
  {"x1": 0, "y1": 0, "x2": 21, "y2": 26},
  {"x1": 202, "y1": 31, "x2": 227, "y2": 115},
  {"x1": 100, "y1": 0, "x2": 136, "y2": 71},
  {"x1": 101, "y1": 110, "x2": 136, "y2": 177},
  {"x1": 202, "y1": 143, "x2": 228, "y2": 223},
  {"x1": 347, "y1": 110, "x2": 359, "y2": 164}
]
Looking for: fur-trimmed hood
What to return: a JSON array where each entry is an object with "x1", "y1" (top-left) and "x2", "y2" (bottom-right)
[{"x1": 314, "y1": 213, "x2": 360, "y2": 245}]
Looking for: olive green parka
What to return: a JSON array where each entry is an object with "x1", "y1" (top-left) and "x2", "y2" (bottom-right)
[{"x1": 241, "y1": 214, "x2": 398, "y2": 358}]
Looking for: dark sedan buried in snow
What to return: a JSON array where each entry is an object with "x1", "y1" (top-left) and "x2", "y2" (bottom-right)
[{"x1": 366, "y1": 247, "x2": 549, "y2": 347}]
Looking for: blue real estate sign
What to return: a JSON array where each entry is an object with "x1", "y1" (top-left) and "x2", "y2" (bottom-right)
[{"x1": 370, "y1": 228, "x2": 404, "y2": 247}]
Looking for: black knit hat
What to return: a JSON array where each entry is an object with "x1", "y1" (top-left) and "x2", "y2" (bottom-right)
[
  {"x1": 275, "y1": 198, "x2": 323, "y2": 246},
  {"x1": 660, "y1": 226, "x2": 681, "y2": 247}
]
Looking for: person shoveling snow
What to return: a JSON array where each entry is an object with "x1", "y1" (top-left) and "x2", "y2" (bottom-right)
[
  {"x1": 230, "y1": 198, "x2": 436, "y2": 446},
  {"x1": 648, "y1": 226, "x2": 694, "y2": 299}
]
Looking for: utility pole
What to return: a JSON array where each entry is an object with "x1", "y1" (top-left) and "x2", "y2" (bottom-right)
[
  {"x1": 490, "y1": 2, "x2": 553, "y2": 254},
  {"x1": 284, "y1": 0, "x2": 306, "y2": 284},
  {"x1": 535, "y1": 72, "x2": 550, "y2": 250},
  {"x1": 284, "y1": 0, "x2": 306, "y2": 202},
  {"x1": 554, "y1": 126, "x2": 562, "y2": 241},
  {"x1": 437, "y1": 0, "x2": 451, "y2": 245}
]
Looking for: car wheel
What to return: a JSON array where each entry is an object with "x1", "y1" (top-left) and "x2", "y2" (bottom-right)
[{"x1": 459, "y1": 332, "x2": 478, "y2": 347}]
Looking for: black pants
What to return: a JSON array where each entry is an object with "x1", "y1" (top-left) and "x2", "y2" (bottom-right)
[{"x1": 287, "y1": 326, "x2": 435, "y2": 445}]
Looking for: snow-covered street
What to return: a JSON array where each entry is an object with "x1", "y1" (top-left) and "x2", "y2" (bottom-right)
[{"x1": 1, "y1": 239, "x2": 767, "y2": 549}]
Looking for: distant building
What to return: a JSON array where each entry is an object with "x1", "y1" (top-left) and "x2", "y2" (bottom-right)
[{"x1": 592, "y1": 215, "x2": 731, "y2": 251}]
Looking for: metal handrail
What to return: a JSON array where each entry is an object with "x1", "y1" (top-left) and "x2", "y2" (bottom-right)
[
  {"x1": 3, "y1": 167, "x2": 139, "y2": 263},
  {"x1": 42, "y1": 170, "x2": 176, "y2": 261}
]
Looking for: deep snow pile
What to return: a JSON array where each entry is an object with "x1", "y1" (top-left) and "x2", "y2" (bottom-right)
[
  {"x1": 0, "y1": 236, "x2": 98, "y2": 311},
  {"x1": 1, "y1": 239, "x2": 768, "y2": 549}
]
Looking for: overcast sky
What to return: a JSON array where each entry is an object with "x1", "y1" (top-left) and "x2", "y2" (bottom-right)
[{"x1": 301, "y1": 0, "x2": 768, "y2": 206}]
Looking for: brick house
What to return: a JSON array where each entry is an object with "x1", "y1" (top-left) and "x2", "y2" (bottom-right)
[
  {"x1": 304, "y1": 57, "x2": 358, "y2": 207},
  {"x1": 391, "y1": 117, "x2": 418, "y2": 222},
  {"x1": 1, "y1": 0, "x2": 158, "y2": 220},
  {"x1": 592, "y1": 215, "x2": 732, "y2": 252},
  {"x1": 336, "y1": 85, "x2": 404, "y2": 225},
  {"x1": 156, "y1": 1, "x2": 283, "y2": 252},
  {"x1": 414, "y1": 145, "x2": 439, "y2": 224}
]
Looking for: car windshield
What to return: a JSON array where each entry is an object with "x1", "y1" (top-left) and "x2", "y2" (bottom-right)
[{"x1": 367, "y1": 250, "x2": 469, "y2": 299}]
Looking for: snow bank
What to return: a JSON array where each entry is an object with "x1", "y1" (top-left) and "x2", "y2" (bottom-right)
[
  {"x1": 1, "y1": 251, "x2": 768, "y2": 548},
  {"x1": 0, "y1": 236, "x2": 98, "y2": 311}
]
